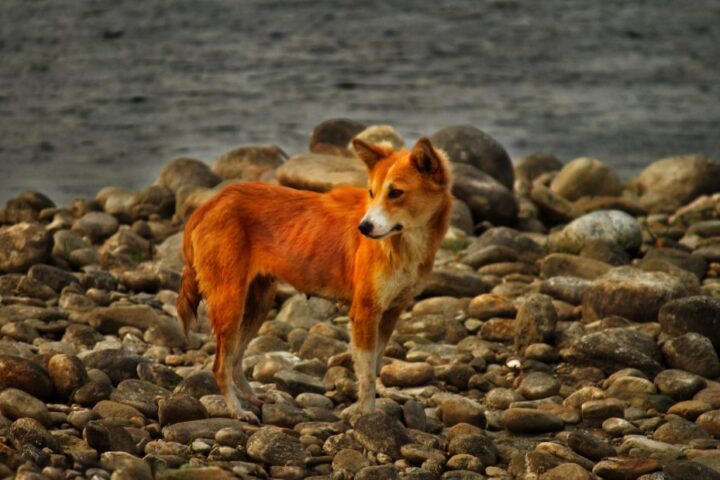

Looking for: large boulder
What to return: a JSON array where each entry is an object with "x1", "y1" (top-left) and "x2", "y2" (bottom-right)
[
  {"x1": 630, "y1": 155, "x2": 720, "y2": 206},
  {"x1": 276, "y1": 154, "x2": 367, "y2": 192},
  {"x1": 156, "y1": 158, "x2": 221, "y2": 193},
  {"x1": 451, "y1": 164, "x2": 518, "y2": 225},
  {"x1": 550, "y1": 157, "x2": 623, "y2": 201},
  {"x1": 212, "y1": 144, "x2": 287, "y2": 181},
  {"x1": 0, "y1": 222, "x2": 52, "y2": 273},
  {"x1": 582, "y1": 267, "x2": 693, "y2": 323},
  {"x1": 552, "y1": 210, "x2": 642, "y2": 254},
  {"x1": 429, "y1": 125, "x2": 514, "y2": 189}
]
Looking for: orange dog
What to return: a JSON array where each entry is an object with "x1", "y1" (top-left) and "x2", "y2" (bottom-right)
[{"x1": 178, "y1": 137, "x2": 452, "y2": 421}]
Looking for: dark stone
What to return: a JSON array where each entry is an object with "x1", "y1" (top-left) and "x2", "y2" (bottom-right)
[
  {"x1": 156, "y1": 158, "x2": 221, "y2": 194},
  {"x1": 468, "y1": 227, "x2": 546, "y2": 263},
  {"x1": 11, "y1": 417, "x2": 60, "y2": 452},
  {"x1": 562, "y1": 328, "x2": 662, "y2": 376},
  {"x1": 27, "y1": 264, "x2": 78, "y2": 292},
  {"x1": 158, "y1": 393, "x2": 209, "y2": 427},
  {"x1": 309, "y1": 118, "x2": 366, "y2": 152},
  {"x1": 429, "y1": 125, "x2": 514, "y2": 189},
  {"x1": 110, "y1": 379, "x2": 171, "y2": 418},
  {"x1": 83, "y1": 420, "x2": 137, "y2": 454},
  {"x1": 451, "y1": 163, "x2": 518, "y2": 225},
  {"x1": 664, "y1": 460, "x2": 720, "y2": 480},
  {"x1": 353, "y1": 412, "x2": 412, "y2": 459},
  {"x1": 81, "y1": 349, "x2": 145, "y2": 385},
  {"x1": 173, "y1": 371, "x2": 220, "y2": 398},
  {"x1": 137, "y1": 363, "x2": 183, "y2": 390},
  {"x1": 246, "y1": 426, "x2": 306, "y2": 467},
  {"x1": 514, "y1": 293, "x2": 557, "y2": 353},
  {"x1": 659, "y1": 296, "x2": 720, "y2": 350},
  {"x1": 0, "y1": 355, "x2": 54, "y2": 400}
]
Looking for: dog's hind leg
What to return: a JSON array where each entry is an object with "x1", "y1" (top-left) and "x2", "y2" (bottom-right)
[
  {"x1": 232, "y1": 274, "x2": 276, "y2": 406},
  {"x1": 207, "y1": 283, "x2": 260, "y2": 423}
]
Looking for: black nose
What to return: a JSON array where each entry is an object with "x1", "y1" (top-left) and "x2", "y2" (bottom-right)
[{"x1": 358, "y1": 220, "x2": 373, "y2": 236}]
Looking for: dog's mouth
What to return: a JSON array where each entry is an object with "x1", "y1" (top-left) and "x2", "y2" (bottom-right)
[{"x1": 367, "y1": 224, "x2": 403, "y2": 239}]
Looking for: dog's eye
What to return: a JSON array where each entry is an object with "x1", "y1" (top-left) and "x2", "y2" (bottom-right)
[
  {"x1": 368, "y1": 189, "x2": 374, "y2": 199},
  {"x1": 388, "y1": 188, "x2": 404, "y2": 199}
]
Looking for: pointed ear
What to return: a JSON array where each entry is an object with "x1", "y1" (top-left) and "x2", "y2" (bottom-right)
[
  {"x1": 411, "y1": 137, "x2": 447, "y2": 184},
  {"x1": 352, "y1": 139, "x2": 385, "y2": 171}
]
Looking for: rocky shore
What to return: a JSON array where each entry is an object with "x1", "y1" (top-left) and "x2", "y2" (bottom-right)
[{"x1": 2, "y1": 120, "x2": 720, "y2": 479}]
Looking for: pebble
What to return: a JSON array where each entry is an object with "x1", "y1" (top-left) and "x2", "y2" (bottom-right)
[
  {"x1": 502, "y1": 408, "x2": 564, "y2": 433},
  {"x1": 380, "y1": 361, "x2": 434, "y2": 388}
]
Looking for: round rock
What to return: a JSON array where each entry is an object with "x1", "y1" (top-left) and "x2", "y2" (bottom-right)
[
  {"x1": 0, "y1": 222, "x2": 52, "y2": 273},
  {"x1": 554, "y1": 210, "x2": 642, "y2": 254},
  {"x1": 550, "y1": 157, "x2": 623, "y2": 201},
  {"x1": 212, "y1": 144, "x2": 287, "y2": 181},
  {"x1": 502, "y1": 408, "x2": 564, "y2": 433},
  {"x1": 156, "y1": 158, "x2": 221, "y2": 194},
  {"x1": 429, "y1": 125, "x2": 514, "y2": 189}
]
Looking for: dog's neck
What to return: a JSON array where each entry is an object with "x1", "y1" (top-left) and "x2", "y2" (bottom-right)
[{"x1": 383, "y1": 199, "x2": 451, "y2": 270}]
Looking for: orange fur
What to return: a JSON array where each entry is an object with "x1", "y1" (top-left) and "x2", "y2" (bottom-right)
[{"x1": 178, "y1": 137, "x2": 452, "y2": 419}]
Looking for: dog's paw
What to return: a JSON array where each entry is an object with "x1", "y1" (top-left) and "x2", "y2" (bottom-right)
[{"x1": 231, "y1": 409, "x2": 260, "y2": 424}]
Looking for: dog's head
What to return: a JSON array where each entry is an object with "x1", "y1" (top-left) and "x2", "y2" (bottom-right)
[{"x1": 353, "y1": 137, "x2": 451, "y2": 239}]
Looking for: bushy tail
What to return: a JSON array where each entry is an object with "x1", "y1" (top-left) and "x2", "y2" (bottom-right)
[{"x1": 177, "y1": 263, "x2": 200, "y2": 337}]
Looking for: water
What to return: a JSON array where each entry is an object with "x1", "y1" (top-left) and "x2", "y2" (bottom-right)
[{"x1": 1, "y1": 0, "x2": 719, "y2": 205}]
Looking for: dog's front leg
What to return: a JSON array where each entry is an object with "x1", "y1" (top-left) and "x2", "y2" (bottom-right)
[{"x1": 349, "y1": 298, "x2": 381, "y2": 414}]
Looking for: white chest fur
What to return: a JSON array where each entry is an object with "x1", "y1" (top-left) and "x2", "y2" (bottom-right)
[{"x1": 377, "y1": 229, "x2": 431, "y2": 310}]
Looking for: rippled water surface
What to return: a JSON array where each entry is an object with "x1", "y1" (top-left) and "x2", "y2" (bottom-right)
[{"x1": 1, "y1": 0, "x2": 719, "y2": 204}]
